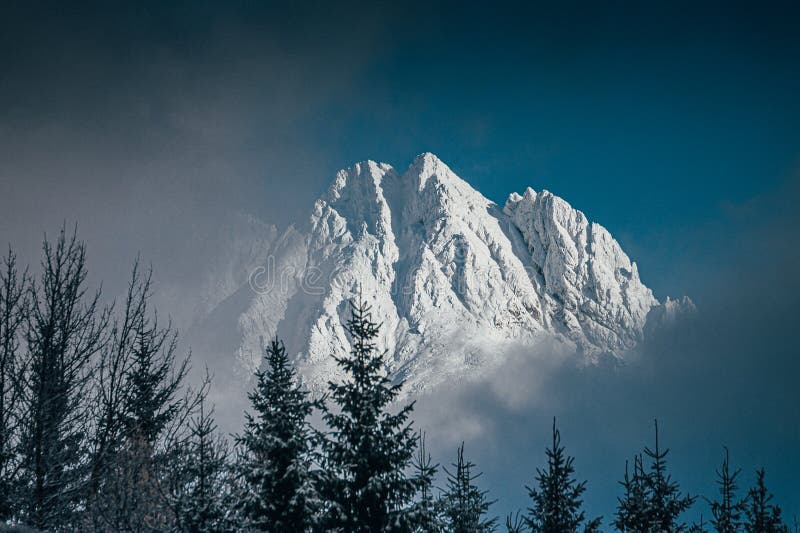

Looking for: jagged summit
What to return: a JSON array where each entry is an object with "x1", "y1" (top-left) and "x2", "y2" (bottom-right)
[
  {"x1": 406, "y1": 151, "x2": 455, "y2": 187},
  {"x1": 199, "y1": 154, "x2": 689, "y2": 394}
]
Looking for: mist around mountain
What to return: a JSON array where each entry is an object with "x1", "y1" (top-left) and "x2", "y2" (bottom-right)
[{"x1": 188, "y1": 153, "x2": 692, "y2": 407}]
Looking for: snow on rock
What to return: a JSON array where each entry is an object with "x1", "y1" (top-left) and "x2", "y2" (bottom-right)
[
  {"x1": 643, "y1": 295, "x2": 696, "y2": 336},
  {"x1": 206, "y1": 153, "x2": 689, "y2": 394},
  {"x1": 503, "y1": 187, "x2": 658, "y2": 356}
]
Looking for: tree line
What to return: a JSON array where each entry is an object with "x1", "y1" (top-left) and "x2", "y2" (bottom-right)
[{"x1": 0, "y1": 228, "x2": 795, "y2": 532}]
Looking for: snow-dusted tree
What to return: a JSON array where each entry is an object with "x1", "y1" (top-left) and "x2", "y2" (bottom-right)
[
  {"x1": 319, "y1": 298, "x2": 418, "y2": 532},
  {"x1": 0, "y1": 248, "x2": 28, "y2": 520},
  {"x1": 236, "y1": 337, "x2": 318, "y2": 532},
  {"x1": 411, "y1": 432, "x2": 444, "y2": 532},
  {"x1": 171, "y1": 394, "x2": 234, "y2": 532},
  {"x1": 707, "y1": 447, "x2": 743, "y2": 533},
  {"x1": 441, "y1": 442, "x2": 497, "y2": 533},
  {"x1": 615, "y1": 455, "x2": 649, "y2": 532},
  {"x1": 642, "y1": 420, "x2": 695, "y2": 532},
  {"x1": 16, "y1": 228, "x2": 109, "y2": 530},
  {"x1": 743, "y1": 468, "x2": 786, "y2": 533},
  {"x1": 526, "y1": 418, "x2": 600, "y2": 533}
]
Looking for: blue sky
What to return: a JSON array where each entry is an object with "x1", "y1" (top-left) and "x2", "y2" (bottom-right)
[{"x1": 1, "y1": 0, "x2": 799, "y2": 525}]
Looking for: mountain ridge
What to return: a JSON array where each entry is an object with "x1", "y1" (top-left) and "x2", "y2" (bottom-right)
[{"x1": 194, "y1": 153, "x2": 692, "y2": 395}]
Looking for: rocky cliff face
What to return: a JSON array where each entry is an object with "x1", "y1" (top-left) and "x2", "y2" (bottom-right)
[{"x1": 208, "y1": 153, "x2": 685, "y2": 394}]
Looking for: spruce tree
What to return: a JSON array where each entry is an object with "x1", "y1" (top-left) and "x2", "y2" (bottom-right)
[
  {"x1": 615, "y1": 455, "x2": 649, "y2": 532},
  {"x1": 743, "y1": 468, "x2": 786, "y2": 533},
  {"x1": 411, "y1": 432, "x2": 443, "y2": 532},
  {"x1": 120, "y1": 300, "x2": 187, "y2": 446},
  {"x1": 441, "y1": 442, "x2": 497, "y2": 533},
  {"x1": 16, "y1": 228, "x2": 108, "y2": 530},
  {"x1": 320, "y1": 298, "x2": 418, "y2": 532},
  {"x1": 616, "y1": 421, "x2": 694, "y2": 532},
  {"x1": 236, "y1": 337, "x2": 318, "y2": 532},
  {"x1": 707, "y1": 447, "x2": 743, "y2": 533},
  {"x1": 526, "y1": 418, "x2": 600, "y2": 533},
  {"x1": 641, "y1": 419, "x2": 695, "y2": 532},
  {"x1": 172, "y1": 395, "x2": 234, "y2": 532},
  {"x1": 0, "y1": 248, "x2": 27, "y2": 521}
]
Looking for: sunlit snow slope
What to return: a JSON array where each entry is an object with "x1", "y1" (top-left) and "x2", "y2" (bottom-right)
[{"x1": 203, "y1": 153, "x2": 691, "y2": 394}]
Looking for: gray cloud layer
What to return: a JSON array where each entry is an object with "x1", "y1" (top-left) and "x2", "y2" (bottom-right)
[{"x1": 0, "y1": 2, "x2": 398, "y2": 303}]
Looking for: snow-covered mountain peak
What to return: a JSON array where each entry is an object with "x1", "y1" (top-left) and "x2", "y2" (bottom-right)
[
  {"x1": 406, "y1": 152, "x2": 484, "y2": 197},
  {"x1": 405, "y1": 151, "x2": 457, "y2": 189},
  {"x1": 199, "y1": 153, "x2": 689, "y2": 394},
  {"x1": 322, "y1": 160, "x2": 393, "y2": 204}
]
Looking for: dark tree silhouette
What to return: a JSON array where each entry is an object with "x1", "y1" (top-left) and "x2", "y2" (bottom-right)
[
  {"x1": 16, "y1": 228, "x2": 109, "y2": 530},
  {"x1": 0, "y1": 248, "x2": 28, "y2": 520},
  {"x1": 171, "y1": 393, "x2": 233, "y2": 532},
  {"x1": 319, "y1": 298, "x2": 418, "y2": 532},
  {"x1": 236, "y1": 337, "x2": 319, "y2": 532},
  {"x1": 441, "y1": 442, "x2": 497, "y2": 533},
  {"x1": 87, "y1": 259, "x2": 153, "y2": 502},
  {"x1": 642, "y1": 420, "x2": 696, "y2": 532},
  {"x1": 526, "y1": 418, "x2": 601, "y2": 533},
  {"x1": 743, "y1": 468, "x2": 786, "y2": 533},
  {"x1": 707, "y1": 447, "x2": 743, "y2": 533},
  {"x1": 615, "y1": 455, "x2": 649, "y2": 532},
  {"x1": 615, "y1": 420, "x2": 695, "y2": 532},
  {"x1": 411, "y1": 432, "x2": 443, "y2": 532},
  {"x1": 89, "y1": 260, "x2": 194, "y2": 531}
]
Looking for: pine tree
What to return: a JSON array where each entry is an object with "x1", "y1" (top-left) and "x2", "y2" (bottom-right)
[
  {"x1": 707, "y1": 447, "x2": 743, "y2": 533},
  {"x1": 120, "y1": 297, "x2": 187, "y2": 446},
  {"x1": 411, "y1": 432, "x2": 443, "y2": 532},
  {"x1": 320, "y1": 298, "x2": 418, "y2": 532},
  {"x1": 526, "y1": 418, "x2": 600, "y2": 533},
  {"x1": 616, "y1": 421, "x2": 695, "y2": 532},
  {"x1": 172, "y1": 394, "x2": 234, "y2": 532},
  {"x1": 0, "y1": 248, "x2": 27, "y2": 521},
  {"x1": 642, "y1": 419, "x2": 695, "y2": 532},
  {"x1": 615, "y1": 455, "x2": 649, "y2": 532},
  {"x1": 441, "y1": 442, "x2": 497, "y2": 533},
  {"x1": 16, "y1": 228, "x2": 109, "y2": 530},
  {"x1": 743, "y1": 469, "x2": 786, "y2": 533},
  {"x1": 236, "y1": 337, "x2": 318, "y2": 532}
]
